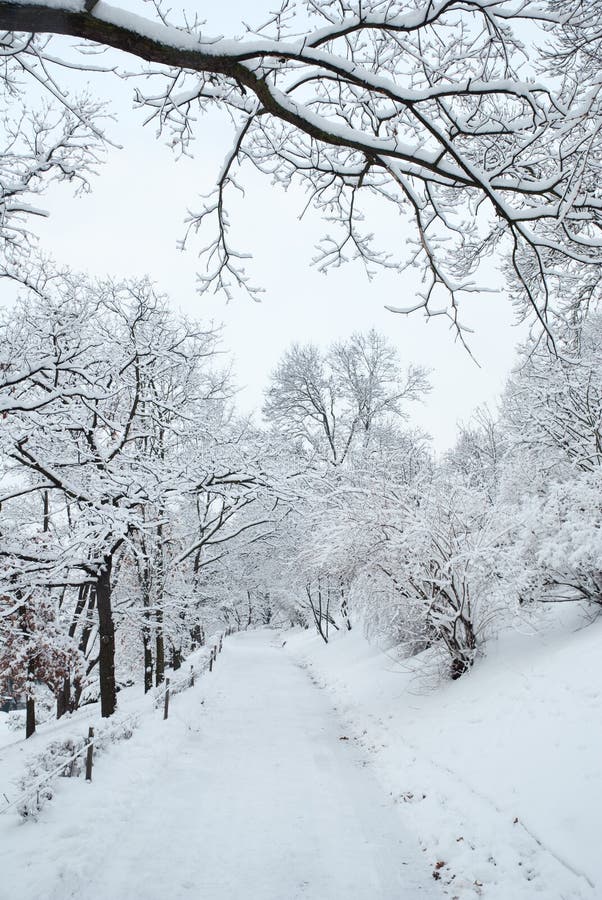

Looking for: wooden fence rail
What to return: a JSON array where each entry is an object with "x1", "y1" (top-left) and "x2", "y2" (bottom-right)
[{"x1": 1, "y1": 628, "x2": 233, "y2": 814}]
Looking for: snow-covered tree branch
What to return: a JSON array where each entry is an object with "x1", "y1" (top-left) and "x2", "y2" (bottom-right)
[{"x1": 1, "y1": 0, "x2": 601, "y2": 329}]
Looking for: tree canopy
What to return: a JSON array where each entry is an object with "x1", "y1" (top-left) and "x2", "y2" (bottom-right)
[{"x1": 1, "y1": 0, "x2": 601, "y2": 335}]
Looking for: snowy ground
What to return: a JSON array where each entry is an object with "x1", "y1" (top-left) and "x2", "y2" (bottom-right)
[
  {"x1": 0, "y1": 632, "x2": 436, "y2": 900},
  {"x1": 1, "y1": 620, "x2": 599, "y2": 900},
  {"x1": 286, "y1": 614, "x2": 601, "y2": 899}
]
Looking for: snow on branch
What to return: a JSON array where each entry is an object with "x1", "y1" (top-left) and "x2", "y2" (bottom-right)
[{"x1": 0, "y1": 0, "x2": 601, "y2": 327}]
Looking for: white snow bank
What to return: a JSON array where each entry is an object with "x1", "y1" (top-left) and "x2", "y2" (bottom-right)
[
  {"x1": 285, "y1": 614, "x2": 602, "y2": 899},
  {"x1": 0, "y1": 641, "x2": 216, "y2": 816}
]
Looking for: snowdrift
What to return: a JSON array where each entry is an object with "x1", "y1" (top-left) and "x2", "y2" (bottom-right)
[{"x1": 286, "y1": 612, "x2": 601, "y2": 899}]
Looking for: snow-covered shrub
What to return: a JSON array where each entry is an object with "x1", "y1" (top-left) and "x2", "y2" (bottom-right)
[
  {"x1": 5, "y1": 710, "x2": 26, "y2": 732},
  {"x1": 16, "y1": 719, "x2": 135, "y2": 819},
  {"x1": 17, "y1": 737, "x2": 86, "y2": 819},
  {"x1": 508, "y1": 469, "x2": 602, "y2": 606}
]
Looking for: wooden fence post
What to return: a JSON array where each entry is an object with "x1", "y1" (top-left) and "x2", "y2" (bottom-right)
[
  {"x1": 163, "y1": 678, "x2": 170, "y2": 720},
  {"x1": 219, "y1": 635, "x2": 223, "y2": 653},
  {"x1": 190, "y1": 665, "x2": 195, "y2": 687},
  {"x1": 209, "y1": 652, "x2": 213, "y2": 673},
  {"x1": 85, "y1": 727, "x2": 94, "y2": 782}
]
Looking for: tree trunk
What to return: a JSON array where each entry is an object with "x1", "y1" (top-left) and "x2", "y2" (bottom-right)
[
  {"x1": 341, "y1": 581, "x2": 352, "y2": 630},
  {"x1": 190, "y1": 622, "x2": 203, "y2": 649},
  {"x1": 42, "y1": 489, "x2": 50, "y2": 534},
  {"x1": 246, "y1": 590, "x2": 253, "y2": 628},
  {"x1": 78, "y1": 586, "x2": 96, "y2": 658},
  {"x1": 155, "y1": 607, "x2": 165, "y2": 686},
  {"x1": 171, "y1": 644, "x2": 182, "y2": 670},
  {"x1": 306, "y1": 583, "x2": 328, "y2": 644},
  {"x1": 25, "y1": 696, "x2": 36, "y2": 739},
  {"x1": 25, "y1": 659, "x2": 36, "y2": 738},
  {"x1": 70, "y1": 586, "x2": 97, "y2": 712},
  {"x1": 143, "y1": 631, "x2": 154, "y2": 693},
  {"x1": 96, "y1": 556, "x2": 117, "y2": 718},
  {"x1": 141, "y1": 580, "x2": 154, "y2": 693},
  {"x1": 56, "y1": 676, "x2": 71, "y2": 719},
  {"x1": 449, "y1": 621, "x2": 476, "y2": 680}
]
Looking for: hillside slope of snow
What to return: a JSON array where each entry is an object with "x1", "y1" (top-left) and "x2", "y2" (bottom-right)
[{"x1": 286, "y1": 613, "x2": 601, "y2": 899}]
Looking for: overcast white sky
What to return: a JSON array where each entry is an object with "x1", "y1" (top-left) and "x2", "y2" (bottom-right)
[{"x1": 28, "y1": 0, "x2": 528, "y2": 452}]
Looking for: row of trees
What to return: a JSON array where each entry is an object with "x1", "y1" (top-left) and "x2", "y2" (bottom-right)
[
  {"x1": 0, "y1": 302, "x2": 435, "y2": 730},
  {"x1": 1, "y1": 0, "x2": 601, "y2": 733},
  {"x1": 0, "y1": 270, "x2": 278, "y2": 731},
  {"x1": 1, "y1": 280, "x2": 600, "y2": 731},
  {"x1": 254, "y1": 313, "x2": 601, "y2": 678}
]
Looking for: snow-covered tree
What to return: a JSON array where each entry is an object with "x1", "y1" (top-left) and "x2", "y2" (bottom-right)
[
  {"x1": 495, "y1": 315, "x2": 602, "y2": 607},
  {"x1": 0, "y1": 271, "x2": 275, "y2": 720},
  {"x1": 0, "y1": 2, "x2": 602, "y2": 329},
  {"x1": 0, "y1": 589, "x2": 83, "y2": 736},
  {"x1": 264, "y1": 331, "x2": 428, "y2": 465}
]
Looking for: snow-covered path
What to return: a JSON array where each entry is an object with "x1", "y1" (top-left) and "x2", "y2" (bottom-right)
[{"x1": 2, "y1": 631, "x2": 435, "y2": 900}]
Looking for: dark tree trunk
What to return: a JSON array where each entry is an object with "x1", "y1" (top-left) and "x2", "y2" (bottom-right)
[
  {"x1": 25, "y1": 659, "x2": 36, "y2": 738},
  {"x1": 341, "y1": 582, "x2": 352, "y2": 630},
  {"x1": 449, "y1": 622, "x2": 476, "y2": 680},
  {"x1": 246, "y1": 590, "x2": 253, "y2": 629},
  {"x1": 68, "y1": 584, "x2": 89, "y2": 640},
  {"x1": 25, "y1": 695, "x2": 36, "y2": 739},
  {"x1": 142, "y1": 580, "x2": 153, "y2": 693},
  {"x1": 143, "y1": 631, "x2": 153, "y2": 693},
  {"x1": 57, "y1": 584, "x2": 89, "y2": 719},
  {"x1": 171, "y1": 645, "x2": 182, "y2": 670},
  {"x1": 190, "y1": 623, "x2": 203, "y2": 649},
  {"x1": 96, "y1": 556, "x2": 117, "y2": 717},
  {"x1": 155, "y1": 608, "x2": 165, "y2": 686},
  {"x1": 56, "y1": 676, "x2": 71, "y2": 719},
  {"x1": 306, "y1": 583, "x2": 328, "y2": 644},
  {"x1": 43, "y1": 490, "x2": 50, "y2": 534},
  {"x1": 450, "y1": 655, "x2": 472, "y2": 680},
  {"x1": 435, "y1": 603, "x2": 477, "y2": 681}
]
